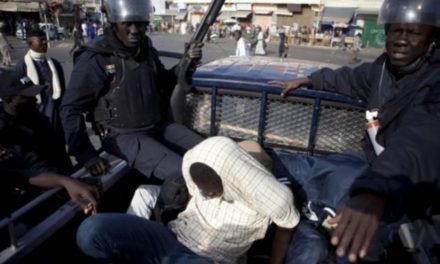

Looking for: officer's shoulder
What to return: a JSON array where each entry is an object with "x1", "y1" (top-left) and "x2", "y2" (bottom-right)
[{"x1": 74, "y1": 37, "x2": 113, "y2": 61}]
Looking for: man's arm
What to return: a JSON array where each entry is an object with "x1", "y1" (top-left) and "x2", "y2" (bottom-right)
[
  {"x1": 269, "y1": 55, "x2": 385, "y2": 100},
  {"x1": 329, "y1": 90, "x2": 440, "y2": 262},
  {"x1": 60, "y1": 52, "x2": 110, "y2": 174},
  {"x1": 29, "y1": 172, "x2": 98, "y2": 214},
  {"x1": 270, "y1": 226, "x2": 295, "y2": 264}
]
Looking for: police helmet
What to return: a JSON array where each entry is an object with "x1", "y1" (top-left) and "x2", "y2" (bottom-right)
[
  {"x1": 103, "y1": 0, "x2": 153, "y2": 23},
  {"x1": 378, "y1": 0, "x2": 440, "y2": 27}
]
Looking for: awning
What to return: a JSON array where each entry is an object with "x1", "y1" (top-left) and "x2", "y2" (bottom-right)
[
  {"x1": 232, "y1": 11, "x2": 251, "y2": 19},
  {"x1": 287, "y1": 4, "x2": 302, "y2": 13},
  {"x1": 175, "y1": 12, "x2": 187, "y2": 20},
  {"x1": 254, "y1": 10, "x2": 273, "y2": 16},
  {"x1": 356, "y1": 7, "x2": 379, "y2": 15},
  {"x1": 0, "y1": 1, "x2": 40, "y2": 12},
  {"x1": 321, "y1": 7, "x2": 355, "y2": 24},
  {"x1": 275, "y1": 10, "x2": 292, "y2": 16},
  {"x1": 217, "y1": 11, "x2": 235, "y2": 21}
]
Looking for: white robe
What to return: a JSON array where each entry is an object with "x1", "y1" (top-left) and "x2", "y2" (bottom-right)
[{"x1": 235, "y1": 37, "x2": 249, "y2": 57}]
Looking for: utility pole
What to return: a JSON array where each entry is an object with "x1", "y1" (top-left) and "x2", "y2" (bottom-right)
[{"x1": 38, "y1": 0, "x2": 51, "y2": 47}]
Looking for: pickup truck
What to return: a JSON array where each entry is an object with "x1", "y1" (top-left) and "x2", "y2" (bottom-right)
[{"x1": 1, "y1": 55, "x2": 438, "y2": 264}]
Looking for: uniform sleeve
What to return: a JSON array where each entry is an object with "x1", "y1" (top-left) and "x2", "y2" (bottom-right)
[
  {"x1": 60, "y1": 52, "x2": 107, "y2": 165},
  {"x1": 0, "y1": 148, "x2": 48, "y2": 188},
  {"x1": 15, "y1": 58, "x2": 27, "y2": 78},
  {"x1": 308, "y1": 62, "x2": 375, "y2": 101},
  {"x1": 53, "y1": 59, "x2": 66, "y2": 94},
  {"x1": 351, "y1": 86, "x2": 440, "y2": 214}
]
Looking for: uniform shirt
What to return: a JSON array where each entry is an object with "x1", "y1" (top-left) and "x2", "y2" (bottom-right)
[
  {"x1": 169, "y1": 136, "x2": 299, "y2": 264},
  {"x1": 308, "y1": 50, "x2": 440, "y2": 217}
]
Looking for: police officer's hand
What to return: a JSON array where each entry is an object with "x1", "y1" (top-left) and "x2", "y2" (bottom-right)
[
  {"x1": 84, "y1": 156, "x2": 111, "y2": 176},
  {"x1": 0, "y1": 146, "x2": 13, "y2": 162},
  {"x1": 61, "y1": 176, "x2": 98, "y2": 215},
  {"x1": 187, "y1": 42, "x2": 204, "y2": 60},
  {"x1": 328, "y1": 192, "x2": 385, "y2": 263},
  {"x1": 268, "y1": 77, "x2": 311, "y2": 97}
]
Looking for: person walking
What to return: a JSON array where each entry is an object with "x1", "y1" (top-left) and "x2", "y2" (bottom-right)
[
  {"x1": 233, "y1": 30, "x2": 249, "y2": 57},
  {"x1": 0, "y1": 30, "x2": 12, "y2": 67},
  {"x1": 254, "y1": 26, "x2": 266, "y2": 55},
  {"x1": 278, "y1": 29, "x2": 289, "y2": 59},
  {"x1": 69, "y1": 24, "x2": 84, "y2": 55}
]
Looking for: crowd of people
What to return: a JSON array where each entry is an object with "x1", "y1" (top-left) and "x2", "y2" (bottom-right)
[{"x1": 1, "y1": 0, "x2": 439, "y2": 263}]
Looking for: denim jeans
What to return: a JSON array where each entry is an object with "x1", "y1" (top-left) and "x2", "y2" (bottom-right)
[
  {"x1": 286, "y1": 221, "x2": 329, "y2": 264},
  {"x1": 76, "y1": 213, "x2": 213, "y2": 264}
]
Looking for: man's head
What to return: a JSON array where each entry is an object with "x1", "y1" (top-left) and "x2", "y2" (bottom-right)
[
  {"x1": 189, "y1": 162, "x2": 223, "y2": 199},
  {"x1": 0, "y1": 72, "x2": 44, "y2": 116},
  {"x1": 103, "y1": 0, "x2": 152, "y2": 47},
  {"x1": 26, "y1": 29, "x2": 48, "y2": 53},
  {"x1": 234, "y1": 30, "x2": 242, "y2": 41},
  {"x1": 378, "y1": 0, "x2": 440, "y2": 67}
]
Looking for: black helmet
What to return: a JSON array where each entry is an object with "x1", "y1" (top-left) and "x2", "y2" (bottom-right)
[
  {"x1": 103, "y1": 0, "x2": 153, "y2": 23},
  {"x1": 378, "y1": 0, "x2": 440, "y2": 27}
]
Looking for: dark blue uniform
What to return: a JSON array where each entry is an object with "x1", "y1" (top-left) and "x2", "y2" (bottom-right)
[
  {"x1": 283, "y1": 49, "x2": 440, "y2": 264},
  {"x1": 60, "y1": 27, "x2": 203, "y2": 182},
  {"x1": 0, "y1": 104, "x2": 72, "y2": 217},
  {"x1": 309, "y1": 51, "x2": 440, "y2": 207}
]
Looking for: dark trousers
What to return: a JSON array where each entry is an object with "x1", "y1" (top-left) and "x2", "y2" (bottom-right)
[{"x1": 102, "y1": 122, "x2": 204, "y2": 182}]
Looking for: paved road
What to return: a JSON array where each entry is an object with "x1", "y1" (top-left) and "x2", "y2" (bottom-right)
[{"x1": 5, "y1": 32, "x2": 382, "y2": 84}]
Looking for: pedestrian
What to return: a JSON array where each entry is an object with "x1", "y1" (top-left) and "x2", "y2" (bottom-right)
[
  {"x1": 233, "y1": 30, "x2": 249, "y2": 56},
  {"x1": 254, "y1": 26, "x2": 266, "y2": 55},
  {"x1": 69, "y1": 24, "x2": 84, "y2": 55},
  {"x1": 349, "y1": 32, "x2": 362, "y2": 64},
  {"x1": 60, "y1": 0, "x2": 204, "y2": 192},
  {"x1": 269, "y1": 0, "x2": 440, "y2": 262},
  {"x1": 76, "y1": 136, "x2": 300, "y2": 263},
  {"x1": 0, "y1": 72, "x2": 98, "y2": 218},
  {"x1": 278, "y1": 29, "x2": 289, "y2": 59},
  {"x1": 15, "y1": 29, "x2": 66, "y2": 138},
  {"x1": 0, "y1": 27, "x2": 13, "y2": 67}
]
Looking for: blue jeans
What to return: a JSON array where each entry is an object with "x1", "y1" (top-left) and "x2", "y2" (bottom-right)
[
  {"x1": 285, "y1": 221, "x2": 328, "y2": 264},
  {"x1": 76, "y1": 213, "x2": 213, "y2": 264}
]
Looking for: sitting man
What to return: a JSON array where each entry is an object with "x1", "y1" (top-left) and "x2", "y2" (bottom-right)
[
  {"x1": 60, "y1": 0, "x2": 203, "y2": 179},
  {"x1": 0, "y1": 72, "x2": 98, "y2": 218},
  {"x1": 269, "y1": 0, "x2": 440, "y2": 262},
  {"x1": 76, "y1": 136, "x2": 299, "y2": 263}
]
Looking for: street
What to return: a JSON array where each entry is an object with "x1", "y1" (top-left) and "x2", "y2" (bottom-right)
[{"x1": 5, "y1": 32, "x2": 382, "y2": 84}]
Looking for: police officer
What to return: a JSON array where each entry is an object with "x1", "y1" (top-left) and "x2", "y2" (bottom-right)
[
  {"x1": 269, "y1": 0, "x2": 440, "y2": 262},
  {"x1": 60, "y1": 0, "x2": 204, "y2": 180},
  {"x1": 0, "y1": 72, "x2": 97, "y2": 217}
]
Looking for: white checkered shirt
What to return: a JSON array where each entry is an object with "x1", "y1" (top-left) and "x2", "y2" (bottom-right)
[{"x1": 169, "y1": 136, "x2": 299, "y2": 264}]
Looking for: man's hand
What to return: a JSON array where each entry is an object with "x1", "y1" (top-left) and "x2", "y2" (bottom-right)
[
  {"x1": 187, "y1": 42, "x2": 204, "y2": 60},
  {"x1": 268, "y1": 77, "x2": 310, "y2": 97},
  {"x1": 61, "y1": 177, "x2": 98, "y2": 215},
  {"x1": 84, "y1": 156, "x2": 111, "y2": 176},
  {"x1": 328, "y1": 193, "x2": 385, "y2": 263}
]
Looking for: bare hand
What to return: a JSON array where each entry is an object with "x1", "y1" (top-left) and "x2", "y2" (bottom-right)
[
  {"x1": 84, "y1": 156, "x2": 111, "y2": 176},
  {"x1": 268, "y1": 77, "x2": 310, "y2": 97},
  {"x1": 187, "y1": 42, "x2": 204, "y2": 60},
  {"x1": 328, "y1": 193, "x2": 385, "y2": 263},
  {"x1": 63, "y1": 178, "x2": 98, "y2": 215}
]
